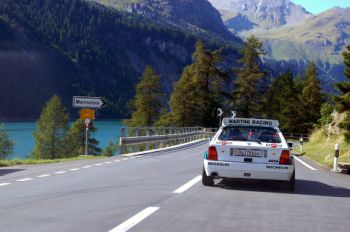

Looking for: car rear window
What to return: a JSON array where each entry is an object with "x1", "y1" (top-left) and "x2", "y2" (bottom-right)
[{"x1": 218, "y1": 126, "x2": 281, "y2": 143}]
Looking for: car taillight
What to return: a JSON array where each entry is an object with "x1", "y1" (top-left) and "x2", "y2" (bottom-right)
[
  {"x1": 279, "y1": 150, "x2": 290, "y2": 165},
  {"x1": 208, "y1": 146, "x2": 218, "y2": 161}
]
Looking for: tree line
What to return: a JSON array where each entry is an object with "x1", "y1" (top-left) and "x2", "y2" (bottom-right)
[{"x1": 127, "y1": 36, "x2": 346, "y2": 136}]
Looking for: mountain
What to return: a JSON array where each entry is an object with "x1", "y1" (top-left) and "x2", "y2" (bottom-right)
[
  {"x1": 256, "y1": 7, "x2": 350, "y2": 64},
  {"x1": 0, "y1": 0, "x2": 240, "y2": 120},
  {"x1": 209, "y1": 0, "x2": 312, "y2": 32},
  {"x1": 209, "y1": 0, "x2": 350, "y2": 92},
  {"x1": 88, "y1": 0, "x2": 235, "y2": 40}
]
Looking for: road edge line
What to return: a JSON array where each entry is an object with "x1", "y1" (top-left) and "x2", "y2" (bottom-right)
[{"x1": 293, "y1": 155, "x2": 317, "y2": 171}]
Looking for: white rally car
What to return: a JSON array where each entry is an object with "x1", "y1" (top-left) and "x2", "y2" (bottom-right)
[{"x1": 203, "y1": 117, "x2": 295, "y2": 191}]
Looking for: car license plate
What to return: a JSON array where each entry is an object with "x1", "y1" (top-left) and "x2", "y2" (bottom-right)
[{"x1": 230, "y1": 149, "x2": 264, "y2": 157}]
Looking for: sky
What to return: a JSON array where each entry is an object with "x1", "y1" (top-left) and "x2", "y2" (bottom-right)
[{"x1": 291, "y1": 0, "x2": 350, "y2": 14}]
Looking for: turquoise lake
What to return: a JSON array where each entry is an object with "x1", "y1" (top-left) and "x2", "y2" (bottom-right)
[{"x1": 3, "y1": 121, "x2": 124, "y2": 159}]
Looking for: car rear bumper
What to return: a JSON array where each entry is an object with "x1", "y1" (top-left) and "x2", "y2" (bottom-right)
[{"x1": 204, "y1": 160, "x2": 294, "y2": 181}]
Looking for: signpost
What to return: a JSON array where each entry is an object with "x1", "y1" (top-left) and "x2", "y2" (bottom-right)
[
  {"x1": 73, "y1": 96, "x2": 106, "y2": 109},
  {"x1": 217, "y1": 108, "x2": 223, "y2": 127},
  {"x1": 73, "y1": 96, "x2": 106, "y2": 155}
]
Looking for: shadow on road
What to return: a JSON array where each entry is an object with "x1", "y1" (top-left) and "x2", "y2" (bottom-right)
[
  {"x1": 0, "y1": 169, "x2": 25, "y2": 176},
  {"x1": 216, "y1": 179, "x2": 350, "y2": 198}
]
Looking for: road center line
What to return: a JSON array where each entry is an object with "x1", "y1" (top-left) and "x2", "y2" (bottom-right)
[
  {"x1": 16, "y1": 178, "x2": 32, "y2": 182},
  {"x1": 82, "y1": 165, "x2": 92, "y2": 169},
  {"x1": 108, "y1": 207, "x2": 160, "y2": 232},
  {"x1": 114, "y1": 160, "x2": 120, "y2": 162},
  {"x1": 70, "y1": 168, "x2": 80, "y2": 171},
  {"x1": 55, "y1": 171, "x2": 67, "y2": 174},
  {"x1": 104, "y1": 161, "x2": 112, "y2": 164},
  {"x1": 37, "y1": 174, "x2": 51, "y2": 178},
  {"x1": 0, "y1": 183, "x2": 11, "y2": 187},
  {"x1": 293, "y1": 156, "x2": 317, "y2": 171},
  {"x1": 95, "y1": 163, "x2": 103, "y2": 166},
  {"x1": 173, "y1": 175, "x2": 202, "y2": 194}
]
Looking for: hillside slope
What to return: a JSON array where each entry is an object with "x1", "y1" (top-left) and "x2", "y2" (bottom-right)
[
  {"x1": 0, "y1": 0, "x2": 240, "y2": 120},
  {"x1": 89, "y1": 0, "x2": 235, "y2": 40}
]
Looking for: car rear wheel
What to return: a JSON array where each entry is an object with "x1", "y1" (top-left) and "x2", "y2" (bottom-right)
[
  {"x1": 280, "y1": 170, "x2": 295, "y2": 192},
  {"x1": 202, "y1": 167, "x2": 214, "y2": 186}
]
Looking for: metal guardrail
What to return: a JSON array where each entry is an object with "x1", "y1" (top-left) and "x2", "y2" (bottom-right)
[
  {"x1": 283, "y1": 133, "x2": 309, "y2": 142},
  {"x1": 119, "y1": 127, "x2": 218, "y2": 154}
]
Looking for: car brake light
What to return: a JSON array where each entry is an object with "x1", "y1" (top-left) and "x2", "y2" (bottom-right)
[
  {"x1": 279, "y1": 150, "x2": 290, "y2": 165},
  {"x1": 208, "y1": 146, "x2": 218, "y2": 161}
]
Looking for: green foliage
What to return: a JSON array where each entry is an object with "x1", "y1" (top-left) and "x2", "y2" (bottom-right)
[
  {"x1": 0, "y1": 125, "x2": 14, "y2": 159},
  {"x1": 0, "y1": 155, "x2": 105, "y2": 167},
  {"x1": 63, "y1": 119, "x2": 102, "y2": 157},
  {"x1": 232, "y1": 35, "x2": 266, "y2": 117},
  {"x1": 162, "y1": 41, "x2": 228, "y2": 127},
  {"x1": 32, "y1": 95, "x2": 69, "y2": 159},
  {"x1": 335, "y1": 46, "x2": 350, "y2": 141},
  {"x1": 317, "y1": 103, "x2": 334, "y2": 128},
  {"x1": 126, "y1": 66, "x2": 164, "y2": 127},
  {"x1": 299, "y1": 62, "x2": 323, "y2": 130},
  {"x1": 102, "y1": 141, "x2": 119, "y2": 157},
  {"x1": 266, "y1": 71, "x2": 301, "y2": 132}
]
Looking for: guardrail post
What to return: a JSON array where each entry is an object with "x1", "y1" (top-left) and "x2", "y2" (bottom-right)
[
  {"x1": 119, "y1": 128, "x2": 126, "y2": 155},
  {"x1": 154, "y1": 128, "x2": 159, "y2": 149},
  {"x1": 299, "y1": 137, "x2": 304, "y2": 153},
  {"x1": 333, "y1": 144, "x2": 340, "y2": 172},
  {"x1": 134, "y1": 128, "x2": 139, "y2": 152},
  {"x1": 146, "y1": 128, "x2": 150, "y2": 151}
]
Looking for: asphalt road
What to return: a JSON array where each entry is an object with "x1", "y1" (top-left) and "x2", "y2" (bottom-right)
[{"x1": 1, "y1": 141, "x2": 350, "y2": 232}]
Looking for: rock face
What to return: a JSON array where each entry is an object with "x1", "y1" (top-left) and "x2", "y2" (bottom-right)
[
  {"x1": 209, "y1": 0, "x2": 312, "y2": 31},
  {"x1": 90, "y1": 0, "x2": 233, "y2": 39}
]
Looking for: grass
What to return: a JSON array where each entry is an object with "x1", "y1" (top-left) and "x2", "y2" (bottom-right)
[
  {"x1": 0, "y1": 155, "x2": 107, "y2": 167},
  {"x1": 303, "y1": 129, "x2": 350, "y2": 168}
]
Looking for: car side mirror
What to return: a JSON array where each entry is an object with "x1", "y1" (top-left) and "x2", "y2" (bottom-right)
[{"x1": 287, "y1": 142, "x2": 294, "y2": 150}]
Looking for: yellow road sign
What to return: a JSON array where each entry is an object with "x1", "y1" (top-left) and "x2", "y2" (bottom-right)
[{"x1": 80, "y1": 109, "x2": 95, "y2": 120}]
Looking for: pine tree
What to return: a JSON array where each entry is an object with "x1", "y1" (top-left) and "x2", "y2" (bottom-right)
[
  {"x1": 167, "y1": 67, "x2": 204, "y2": 126},
  {"x1": 161, "y1": 41, "x2": 228, "y2": 127},
  {"x1": 0, "y1": 125, "x2": 14, "y2": 159},
  {"x1": 335, "y1": 45, "x2": 350, "y2": 140},
  {"x1": 32, "y1": 95, "x2": 69, "y2": 159},
  {"x1": 126, "y1": 66, "x2": 164, "y2": 127},
  {"x1": 63, "y1": 119, "x2": 101, "y2": 157},
  {"x1": 300, "y1": 62, "x2": 323, "y2": 130},
  {"x1": 266, "y1": 71, "x2": 301, "y2": 132},
  {"x1": 232, "y1": 35, "x2": 266, "y2": 117}
]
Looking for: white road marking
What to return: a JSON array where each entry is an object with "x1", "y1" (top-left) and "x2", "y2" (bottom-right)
[
  {"x1": 95, "y1": 163, "x2": 103, "y2": 166},
  {"x1": 122, "y1": 158, "x2": 129, "y2": 161},
  {"x1": 173, "y1": 175, "x2": 202, "y2": 194},
  {"x1": 0, "y1": 183, "x2": 11, "y2": 187},
  {"x1": 37, "y1": 174, "x2": 51, "y2": 178},
  {"x1": 294, "y1": 156, "x2": 317, "y2": 171},
  {"x1": 55, "y1": 171, "x2": 67, "y2": 174},
  {"x1": 82, "y1": 165, "x2": 92, "y2": 169},
  {"x1": 108, "y1": 207, "x2": 160, "y2": 232},
  {"x1": 104, "y1": 161, "x2": 112, "y2": 164},
  {"x1": 114, "y1": 160, "x2": 120, "y2": 162},
  {"x1": 70, "y1": 168, "x2": 80, "y2": 171},
  {"x1": 16, "y1": 178, "x2": 33, "y2": 182}
]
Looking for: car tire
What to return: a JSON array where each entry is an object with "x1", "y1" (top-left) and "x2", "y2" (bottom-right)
[
  {"x1": 280, "y1": 170, "x2": 295, "y2": 192},
  {"x1": 202, "y1": 167, "x2": 214, "y2": 186}
]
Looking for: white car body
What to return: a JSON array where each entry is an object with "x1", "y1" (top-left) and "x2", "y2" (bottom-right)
[{"x1": 203, "y1": 118, "x2": 295, "y2": 183}]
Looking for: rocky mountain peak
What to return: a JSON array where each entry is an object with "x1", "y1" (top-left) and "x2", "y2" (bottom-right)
[{"x1": 209, "y1": 0, "x2": 312, "y2": 30}]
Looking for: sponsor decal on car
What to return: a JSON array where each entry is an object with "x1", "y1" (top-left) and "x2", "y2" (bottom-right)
[
  {"x1": 266, "y1": 165, "x2": 289, "y2": 170},
  {"x1": 208, "y1": 162, "x2": 229, "y2": 167}
]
